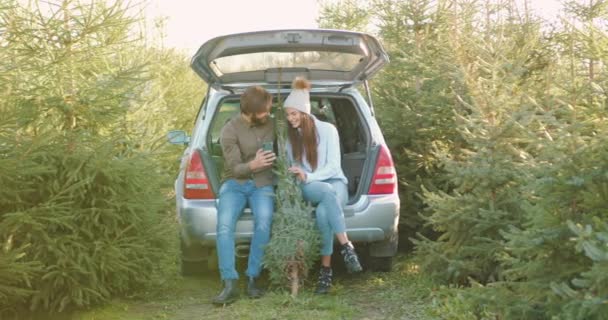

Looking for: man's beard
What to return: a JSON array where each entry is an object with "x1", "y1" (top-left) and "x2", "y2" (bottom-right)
[{"x1": 251, "y1": 115, "x2": 268, "y2": 126}]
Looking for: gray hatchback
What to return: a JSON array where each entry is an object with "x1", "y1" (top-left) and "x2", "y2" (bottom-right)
[{"x1": 168, "y1": 29, "x2": 399, "y2": 275}]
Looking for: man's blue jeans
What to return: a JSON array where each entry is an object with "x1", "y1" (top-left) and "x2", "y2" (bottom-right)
[
  {"x1": 301, "y1": 179, "x2": 348, "y2": 256},
  {"x1": 216, "y1": 179, "x2": 274, "y2": 280}
]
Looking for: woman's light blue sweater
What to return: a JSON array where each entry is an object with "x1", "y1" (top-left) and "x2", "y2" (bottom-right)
[{"x1": 286, "y1": 116, "x2": 348, "y2": 185}]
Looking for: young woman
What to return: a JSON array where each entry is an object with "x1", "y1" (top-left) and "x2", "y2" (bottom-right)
[{"x1": 283, "y1": 77, "x2": 363, "y2": 294}]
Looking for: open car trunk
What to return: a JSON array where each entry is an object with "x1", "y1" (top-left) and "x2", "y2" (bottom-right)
[
  {"x1": 205, "y1": 93, "x2": 370, "y2": 204},
  {"x1": 191, "y1": 29, "x2": 388, "y2": 89}
]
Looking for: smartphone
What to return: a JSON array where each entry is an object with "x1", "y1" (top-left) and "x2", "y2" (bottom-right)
[{"x1": 262, "y1": 141, "x2": 274, "y2": 152}]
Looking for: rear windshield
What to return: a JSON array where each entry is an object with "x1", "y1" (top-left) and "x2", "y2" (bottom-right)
[{"x1": 210, "y1": 51, "x2": 363, "y2": 75}]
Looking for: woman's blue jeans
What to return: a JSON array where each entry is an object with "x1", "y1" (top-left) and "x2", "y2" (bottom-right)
[
  {"x1": 301, "y1": 179, "x2": 348, "y2": 256},
  {"x1": 216, "y1": 179, "x2": 274, "y2": 280}
]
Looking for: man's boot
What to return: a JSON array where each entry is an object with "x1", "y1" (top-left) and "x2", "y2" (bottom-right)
[
  {"x1": 212, "y1": 279, "x2": 239, "y2": 305},
  {"x1": 340, "y1": 242, "x2": 363, "y2": 273},
  {"x1": 247, "y1": 277, "x2": 264, "y2": 298}
]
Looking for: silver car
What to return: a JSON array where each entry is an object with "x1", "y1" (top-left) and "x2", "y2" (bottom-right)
[{"x1": 168, "y1": 29, "x2": 399, "y2": 275}]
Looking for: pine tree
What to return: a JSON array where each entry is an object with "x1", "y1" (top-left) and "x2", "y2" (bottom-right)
[
  {"x1": 415, "y1": 1, "x2": 608, "y2": 319},
  {"x1": 413, "y1": 0, "x2": 547, "y2": 284},
  {"x1": 264, "y1": 77, "x2": 320, "y2": 297},
  {"x1": 319, "y1": 0, "x2": 608, "y2": 318},
  {"x1": 0, "y1": 0, "x2": 178, "y2": 313},
  {"x1": 126, "y1": 45, "x2": 206, "y2": 178},
  {"x1": 370, "y1": 0, "x2": 463, "y2": 239},
  {"x1": 317, "y1": 0, "x2": 371, "y2": 32},
  {"x1": 489, "y1": 1, "x2": 608, "y2": 318}
]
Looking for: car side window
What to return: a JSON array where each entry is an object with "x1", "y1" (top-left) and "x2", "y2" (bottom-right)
[
  {"x1": 332, "y1": 98, "x2": 365, "y2": 154},
  {"x1": 209, "y1": 100, "x2": 240, "y2": 155}
]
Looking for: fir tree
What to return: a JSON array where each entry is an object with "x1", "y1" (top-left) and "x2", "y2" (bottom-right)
[
  {"x1": 370, "y1": 0, "x2": 463, "y2": 238},
  {"x1": 318, "y1": 0, "x2": 608, "y2": 318},
  {"x1": 0, "y1": 0, "x2": 179, "y2": 313},
  {"x1": 317, "y1": 0, "x2": 371, "y2": 32},
  {"x1": 413, "y1": 0, "x2": 546, "y2": 284},
  {"x1": 489, "y1": 1, "x2": 608, "y2": 318},
  {"x1": 264, "y1": 77, "x2": 320, "y2": 297}
]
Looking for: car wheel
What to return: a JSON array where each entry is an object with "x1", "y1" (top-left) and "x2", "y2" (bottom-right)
[
  {"x1": 180, "y1": 237, "x2": 215, "y2": 277},
  {"x1": 181, "y1": 258, "x2": 205, "y2": 276},
  {"x1": 368, "y1": 256, "x2": 393, "y2": 272}
]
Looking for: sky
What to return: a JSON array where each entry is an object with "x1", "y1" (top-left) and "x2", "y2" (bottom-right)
[
  {"x1": 144, "y1": 0, "x2": 564, "y2": 55},
  {"x1": 144, "y1": 0, "x2": 320, "y2": 54}
]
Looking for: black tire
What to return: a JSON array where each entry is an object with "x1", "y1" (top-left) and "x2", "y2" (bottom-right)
[
  {"x1": 180, "y1": 237, "x2": 215, "y2": 277},
  {"x1": 181, "y1": 258, "x2": 206, "y2": 277},
  {"x1": 368, "y1": 256, "x2": 393, "y2": 272}
]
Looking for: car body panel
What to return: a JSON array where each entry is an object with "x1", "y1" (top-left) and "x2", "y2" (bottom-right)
[{"x1": 179, "y1": 194, "x2": 398, "y2": 247}]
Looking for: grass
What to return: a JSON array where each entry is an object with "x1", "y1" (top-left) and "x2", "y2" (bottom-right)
[
  {"x1": 19, "y1": 253, "x2": 439, "y2": 320},
  {"x1": 9, "y1": 216, "x2": 439, "y2": 320}
]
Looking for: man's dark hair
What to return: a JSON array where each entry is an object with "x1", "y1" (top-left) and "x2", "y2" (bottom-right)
[{"x1": 240, "y1": 86, "x2": 272, "y2": 115}]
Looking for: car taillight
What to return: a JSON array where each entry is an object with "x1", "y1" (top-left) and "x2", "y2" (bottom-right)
[
  {"x1": 184, "y1": 150, "x2": 215, "y2": 199},
  {"x1": 368, "y1": 145, "x2": 397, "y2": 195}
]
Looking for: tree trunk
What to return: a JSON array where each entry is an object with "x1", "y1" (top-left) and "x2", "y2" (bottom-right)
[{"x1": 290, "y1": 265, "x2": 299, "y2": 297}]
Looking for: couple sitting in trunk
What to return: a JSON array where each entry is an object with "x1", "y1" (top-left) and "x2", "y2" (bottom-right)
[{"x1": 213, "y1": 77, "x2": 362, "y2": 305}]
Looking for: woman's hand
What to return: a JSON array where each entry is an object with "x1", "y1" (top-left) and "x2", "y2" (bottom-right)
[{"x1": 288, "y1": 166, "x2": 307, "y2": 182}]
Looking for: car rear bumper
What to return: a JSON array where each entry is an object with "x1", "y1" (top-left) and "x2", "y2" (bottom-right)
[{"x1": 178, "y1": 194, "x2": 400, "y2": 246}]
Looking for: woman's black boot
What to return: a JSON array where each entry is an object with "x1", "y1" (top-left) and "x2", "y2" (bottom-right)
[
  {"x1": 341, "y1": 242, "x2": 363, "y2": 273},
  {"x1": 315, "y1": 266, "x2": 333, "y2": 294}
]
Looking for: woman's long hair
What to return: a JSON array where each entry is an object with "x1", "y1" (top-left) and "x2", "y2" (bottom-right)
[{"x1": 287, "y1": 113, "x2": 318, "y2": 171}]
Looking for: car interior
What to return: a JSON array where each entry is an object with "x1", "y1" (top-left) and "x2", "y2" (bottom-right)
[{"x1": 206, "y1": 94, "x2": 369, "y2": 201}]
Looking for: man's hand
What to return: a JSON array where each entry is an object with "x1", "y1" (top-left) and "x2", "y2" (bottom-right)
[
  {"x1": 249, "y1": 149, "x2": 276, "y2": 171},
  {"x1": 288, "y1": 166, "x2": 306, "y2": 182}
]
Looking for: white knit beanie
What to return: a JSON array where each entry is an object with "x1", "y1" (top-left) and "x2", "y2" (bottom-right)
[{"x1": 283, "y1": 77, "x2": 311, "y2": 114}]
